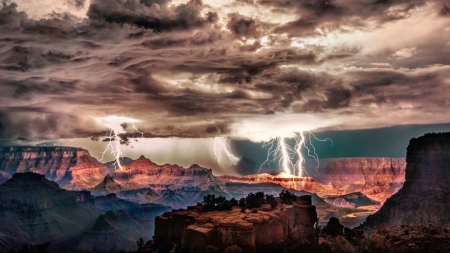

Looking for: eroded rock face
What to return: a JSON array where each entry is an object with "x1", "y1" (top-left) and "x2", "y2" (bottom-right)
[
  {"x1": 306, "y1": 158, "x2": 406, "y2": 203},
  {"x1": 220, "y1": 157, "x2": 406, "y2": 204},
  {"x1": 0, "y1": 147, "x2": 108, "y2": 190},
  {"x1": 153, "y1": 197, "x2": 317, "y2": 253},
  {"x1": 363, "y1": 133, "x2": 450, "y2": 229}
]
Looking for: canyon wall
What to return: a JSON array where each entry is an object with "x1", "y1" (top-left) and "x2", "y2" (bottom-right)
[
  {"x1": 364, "y1": 133, "x2": 450, "y2": 229},
  {"x1": 307, "y1": 157, "x2": 406, "y2": 202},
  {"x1": 0, "y1": 147, "x2": 108, "y2": 190}
]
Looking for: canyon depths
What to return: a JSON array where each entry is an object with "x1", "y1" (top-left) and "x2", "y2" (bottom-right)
[{"x1": 0, "y1": 146, "x2": 407, "y2": 252}]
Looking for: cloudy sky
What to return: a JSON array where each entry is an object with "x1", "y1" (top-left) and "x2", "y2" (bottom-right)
[{"x1": 0, "y1": 0, "x2": 449, "y2": 172}]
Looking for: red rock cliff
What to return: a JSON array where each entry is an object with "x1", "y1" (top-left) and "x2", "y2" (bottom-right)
[
  {"x1": 307, "y1": 158, "x2": 406, "y2": 202},
  {"x1": 0, "y1": 147, "x2": 108, "y2": 190}
]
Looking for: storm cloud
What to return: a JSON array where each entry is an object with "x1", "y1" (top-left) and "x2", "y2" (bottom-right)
[{"x1": 0, "y1": 0, "x2": 449, "y2": 144}]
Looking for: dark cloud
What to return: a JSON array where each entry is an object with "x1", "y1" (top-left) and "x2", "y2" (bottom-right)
[
  {"x1": 0, "y1": 0, "x2": 449, "y2": 143},
  {"x1": 226, "y1": 13, "x2": 259, "y2": 38},
  {"x1": 87, "y1": 0, "x2": 216, "y2": 32},
  {"x1": 264, "y1": 0, "x2": 428, "y2": 35},
  {"x1": 299, "y1": 88, "x2": 351, "y2": 112}
]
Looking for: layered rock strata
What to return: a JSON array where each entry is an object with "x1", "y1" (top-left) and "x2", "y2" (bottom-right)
[
  {"x1": 308, "y1": 158, "x2": 406, "y2": 203},
  {"x1": 0, "y1": 147, "x2": 108, "y2": 190}
]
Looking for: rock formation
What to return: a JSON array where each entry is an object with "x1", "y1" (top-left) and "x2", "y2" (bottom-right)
[
  {"x1": 220, "y1": 157, "x2": 406, "y2": 204},
  {"x1": 305, "y1": 157, "x2": 406, "y2": 203},
  {"x1": 364, "y1": 133, "x2": 450, "y2": 230},
  {"x1": 150, "y1": 196, "x2": 318, "y2": 253},
  {"x1": 219, "y1": 173, "x2": 343, "y2": 198},
  {"x1": 0, "y1": 147, "x2": 108, "y2": 190},
  {"x1": 91, "y1": 156, "x2": 228, "y2": 209}
]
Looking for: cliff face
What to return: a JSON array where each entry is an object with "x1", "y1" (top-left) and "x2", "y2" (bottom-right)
[
  {"x1": 220, "y1": 157, "x2": 406, "y2": 204},
  {"x1": 219, "y1": 173, "x2": 343, "y2": 198},
  {"x1": 152, "y1": 196, "x2": 317, "y2": 253},
  {"x1": 306, "y1": 158, "x2": 406, "y2": 203},
  {"x1": 364, "y1": 133, "x2": 450, "y2": 229},
  {"x1": 0, "y1": 147, "x2": 108, "y2": 190},
  {"x1": 92, "y1": 156, "x2": 221, "y2": 194}
]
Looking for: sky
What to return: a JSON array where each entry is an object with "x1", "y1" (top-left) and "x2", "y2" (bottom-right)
[{"x1": 0, "y1": 0, "x2": 450, "y2": 174}]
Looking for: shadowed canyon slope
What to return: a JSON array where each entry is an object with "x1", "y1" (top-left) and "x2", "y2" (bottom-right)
[
  {"x1": 364, "y1": 133, "x2": 450, "y2": 229},
  {"x1": 0, "y1": 172, "x2": 170, "y2": 252}
]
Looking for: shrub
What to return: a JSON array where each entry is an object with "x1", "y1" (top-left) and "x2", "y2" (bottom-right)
[
  {"x1": 245, "y1": 192, "x2": 265, "y2": 208},
  {"x1": 238, "y1": 197, "x2": 246, "y2": 208},
  {"x1": 265, "y1": 194, "x2": 277, "y2": 208},
  {"x1": 229, "y1": 198, "x2": 238, "y2": 207},
  {"x1": 202, "y1": 194, "x2": 234, "y2": 211},
  {"x1": 136, "y1": 238, "x2": 144, "y2": 249},
  {"x1": 279, "y1": 190, "x2": 297, "y2": 204}
]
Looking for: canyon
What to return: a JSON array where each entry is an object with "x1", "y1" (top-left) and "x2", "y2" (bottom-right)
[{"x1": 0, "y1": 147, "x2": 408, "y2": 228}]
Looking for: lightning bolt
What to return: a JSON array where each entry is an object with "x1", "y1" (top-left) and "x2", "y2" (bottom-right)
[
  {"x1": 295, "y1": 131, "x2": 306, "y2": 177},
  {"x1": 98, "y1": 116, "x2": 142, "y2": 171},
  {"x1": 259, "y1": 131, "x2": 333, "y2": 177},
  {"x1": 259, "y1": 137, "x2": 295, "y2": 175},
  {"x1": 214, "y1": 137, "x2": 239, "y2": 163}
]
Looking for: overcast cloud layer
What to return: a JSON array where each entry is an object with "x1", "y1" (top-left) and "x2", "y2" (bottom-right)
[{"x1": 1, "y1": 0, "x2": 450, "y2": 143}]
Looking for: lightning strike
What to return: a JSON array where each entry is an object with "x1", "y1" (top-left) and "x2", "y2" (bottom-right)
[
  {"x1": 98, "y1": 116, "x2": 142, "y2": 170},
  {"x1": 295, "y1": 131, "x2": 306, "y2": 177},
  {"x1": 214, "y1": 137, "x2": 239, "y2": 164},
  {"x1": 260, "y1": 131, "x2": 333, "y2": 177}
]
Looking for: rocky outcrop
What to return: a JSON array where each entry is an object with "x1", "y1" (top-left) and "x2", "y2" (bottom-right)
[
  {"x1": 0, "y1": 147, "x2": 108, "y2": 190},
  {"x1": 91, "y1": 156, "x2": 227, "y2": 209},
  {"x1": 93, "y1": 156, "x2": 218, "y2": 193},
  {"x1": 364, "y1": 133, "x2": 450, "y2": 230},
  {"x1": 151, "y1": 196, "x2": 317, "y2": 253}
]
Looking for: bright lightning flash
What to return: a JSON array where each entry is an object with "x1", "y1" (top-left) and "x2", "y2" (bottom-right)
[
  {"x1": 98, "y1": 116, "x2": 143, "y2": 170},
  {"x1": 260, "y1": 131, "x2": 333, "y2": 177},
  {"x1": 214, "y1": 137, "x2": 240, "y2": 164}
]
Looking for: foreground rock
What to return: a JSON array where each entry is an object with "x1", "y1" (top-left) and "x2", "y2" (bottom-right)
[
  {"x1": 364, "y1": 133, "x2": 450, "y2": 230},
  {"x1": 370, "y1": 224, "x2": 450, "y2": 253},
  {"x1": 146, "y1": 196, "x2": 317, "y2": 253}
]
